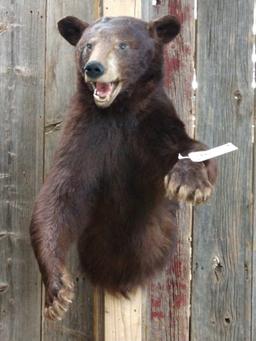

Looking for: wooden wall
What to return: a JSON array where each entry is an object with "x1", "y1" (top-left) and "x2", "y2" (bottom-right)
[{"x1": 0, "y1": 1, "x2": 255, "y2": 340}]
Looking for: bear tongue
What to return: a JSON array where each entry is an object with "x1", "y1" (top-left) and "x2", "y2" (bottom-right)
[{"x1": 96, "y1": 82, "x2": 113, "y2": 98}]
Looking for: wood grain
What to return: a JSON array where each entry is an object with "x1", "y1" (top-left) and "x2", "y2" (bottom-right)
[
  {"x1": 253, "y1": 21, "x2": 256, "y2": 341},
  {"x1": 104, "y1": 0, "x2": 141, "y2": 18},
  {"x1": 43, "y1": 1, "x2": 102, "y2": 341},
  {"x1": 45, "y1": 0, "x2": 101, "y2": 127},
  {"x1": 252, "y1": 7, "x2": 256, "y2": 339},
  {"x1": 141, "y1": 1, "x2": 195, "y2": 340},
  {"x1": 0, "y1": 1, "x2": 45, "y2": 340},
  {"x1": 102, "y1": 2, "x2": 143, "y2": 341},
  {"x1": 191, "y1": 1, "x2": 254, "y2": 340},
  {"x1": 105, "y1": 289, "x2": 142, "y2": 341},
  {"x1": 93, "y1": 287, "x2": 105, "y2": 341}
]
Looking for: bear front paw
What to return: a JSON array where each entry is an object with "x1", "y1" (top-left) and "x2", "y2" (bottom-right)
[
  {"x1": 44, "y1": 268, "x2": 74, "y2": 321},
  {"x1": 164, "y1": 160, "x2": 213, "y2": 205}
]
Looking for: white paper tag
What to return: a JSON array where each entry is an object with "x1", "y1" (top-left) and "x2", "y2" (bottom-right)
[{"x1": 178, "y1": 143, "x2": 238, "y2": 162}]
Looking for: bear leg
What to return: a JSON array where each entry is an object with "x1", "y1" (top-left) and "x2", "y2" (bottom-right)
[{"x1": 30, "y1": 201, "x2": 75, "y2": 320}]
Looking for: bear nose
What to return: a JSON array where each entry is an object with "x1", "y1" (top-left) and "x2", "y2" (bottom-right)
[{"x1": 84, "y1": 61, "x2": 105, "y2": 79}]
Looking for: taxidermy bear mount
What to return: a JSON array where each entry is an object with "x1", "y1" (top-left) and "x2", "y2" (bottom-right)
[{"x1": 30, "y1": 15, "x2": 217, "y2": 320}]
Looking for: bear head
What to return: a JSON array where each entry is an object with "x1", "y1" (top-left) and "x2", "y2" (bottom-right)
[{"x1": 58, "y1": 15, "x2": 180, "y2": 108}]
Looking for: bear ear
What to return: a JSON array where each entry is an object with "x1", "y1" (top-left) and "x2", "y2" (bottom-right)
[
  {"x1": 58, "y1": 16, "x2": 89, "y2": 46},
  {"x1": 149, "y1": 15, "x2": 180, "y2": 44}
]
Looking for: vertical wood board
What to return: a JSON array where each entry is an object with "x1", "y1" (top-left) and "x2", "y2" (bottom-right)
[
  {"x1": 43, "y1": 1, "x2": 102, "y2": 341},
  {"x1": 105, "y1": 289, "x2": 142, "y2": 341},
  {"x1": 0, "y1": 1, "x2": 45, "y2": 341},
  {"x1": 191, "y1": 1, "x2": 254, "y2": 341},
  {"x1": 141, "y1": 1, "x2": 195, "y2": 340},
  {"x1": 104, "y1": 0, "x2": 141, "y2": 18},
  {"x1": 253, "y1": 126, "x2": 256, "y2": 339},
  {"x1": 102, "y1": 2, "x2": 142, "y2": 341},
  {"x1": 45, "y1": 0, "x2": 101, "y2": 126},
  {"x1": 252, "y1": 6, "x2": 256, "y2": 339}
]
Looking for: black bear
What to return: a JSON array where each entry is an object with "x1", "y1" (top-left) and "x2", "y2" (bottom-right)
[{"x1": 30, "y1": 15, "x2": 217, "y2": 320}]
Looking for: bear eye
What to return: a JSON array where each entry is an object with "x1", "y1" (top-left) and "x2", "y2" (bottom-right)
[
  {"x1": 119, "y1": 42, "x2": 128, "y2": 50},
  {"x1": 86, "y1": 43, "x2": 93, "y2": 50}
]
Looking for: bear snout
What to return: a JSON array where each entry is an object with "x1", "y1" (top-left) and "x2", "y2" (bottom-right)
[{"x1": 84, "y1": 61, "x2": 105, "y2": 79}]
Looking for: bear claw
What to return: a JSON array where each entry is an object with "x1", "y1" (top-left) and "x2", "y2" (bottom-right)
[
  {"x1": 44, "y1": 271, "x2": 74, "y2": 321},
  {"x1": 165, "y1": 180, "x2": 212, "y2": 204},
  {"x1": 164, "y1": 160, "x2": 213, "y2": 205}
]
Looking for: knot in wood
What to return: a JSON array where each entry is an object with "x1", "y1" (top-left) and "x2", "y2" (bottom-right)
[
  {"x1": 233, "y1": 90, "x2": 242, "y2": 103},
  {"x1": 0, "y1": 282, "x2": 9, "y2": 294},
  {"x1": 0, "y1": 23, "x2": 8, "y2": 34},
  {"x1": 212, "y1": 256, "x2": 224, "y2": 282}
]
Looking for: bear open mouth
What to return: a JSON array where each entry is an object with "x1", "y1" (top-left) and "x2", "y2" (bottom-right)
[{"x1": 90, "y1": 81, "x2": 122, "y2": 108}]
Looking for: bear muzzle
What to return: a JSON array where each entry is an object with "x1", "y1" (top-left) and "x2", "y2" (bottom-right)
[
  {"x1": 84, "y1": 53, "x2": 122, "y2": 108},
  {"x1": 91, "y1": 81, "x2": 122, "y2": 108}
]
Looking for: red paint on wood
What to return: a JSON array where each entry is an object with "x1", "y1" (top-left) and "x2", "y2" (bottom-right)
[
  {"x1": 168, "y1": 0, "x2": 191, "y2": 25},
  {"x1": 164, "y1": 1, "x2": 193, "y2": 90},
  {"x1": 164, "y1": 37, "x2": 193, "y2": 89},
  {"x1": 149, "y1": 256, "x2": 190, "y2": 323},
  {"x1": 151, "y1": 294, "x2": 165, "y2": 321},
  {"x1": 173, "y1": 292, "x2": 187, "y2": 309},
  {"x1": 164, "y1": 54, "x2": 181, "y2": 75},
  {"x1": 164, "y1": 48, "x2": 182, "y2": 88},
  {"x1": 151, "y1": 311, "x2": 165, "y2": 320},
  {"x1": 148, "y1": 2, "x2": 194, "y2": 339},
  {"x1": 150, "y1": 282, "x2": 164, "y2": 291},
  {"x1": 151, "y1": 297, "x2": 162, "y2": 308},
  {"x1": 169, "y1": 258, "x2": 189, "y2": 279},
  {"x1": 183, "y1": 44, "x2": 192, "y2": 55}
]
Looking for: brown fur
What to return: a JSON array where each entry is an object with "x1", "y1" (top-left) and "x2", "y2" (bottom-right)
[{"x1": 30, "y1": 15, "x2": 217, "y2": 320}]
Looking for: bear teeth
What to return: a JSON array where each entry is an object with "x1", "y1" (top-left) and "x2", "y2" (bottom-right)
[
  {"x1": 90, "y1": 80, "x2": 122, "y2": 108},
  {"x1": 94, "y1": 82, "x2": 117, "y2": 99}
]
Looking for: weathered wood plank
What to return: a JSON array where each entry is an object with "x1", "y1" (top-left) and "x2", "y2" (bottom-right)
[
  {"x1": 0, "y1": 1, "x2": 45, "y2": 341},
  {"x1": 43, "y1": 1, "x2": 102, "y2": 341},
  {"x1": 191, "y1": 1, "x2": 254, "y2": 341},
  {"x1": 253, "y1": 19, "x2": 256, "y2": 341},
  {"x1": 102, "y1": 2, "x2": 143, "y2": 340},
  {"x1": 105, "y1": 289, "x2": 142, "y2": 341},
  {"x1": 93, "y1": 288, "x2": 105, "y2": 341},
  {"x1": 252, "y1": 6, "x2": 256, "y2": 339},
  {"x1": 141, "y1": 1, "x2": 195, "y2": 340},
  {"x1": 45, "y1": 0, "x2": 101, "y2": 126},
  {"x1": 253, "y1": 158, "x2": 256, "y2": 337},
  {"x1": 104, "y1": 0, "x2": 141, "y2": 18}
]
